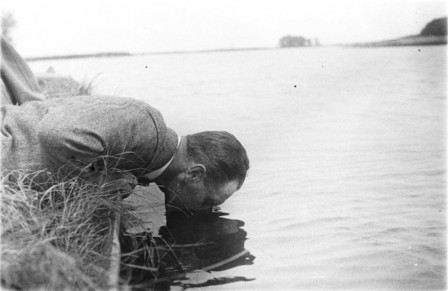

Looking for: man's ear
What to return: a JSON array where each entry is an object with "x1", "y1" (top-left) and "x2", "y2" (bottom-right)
[{"x1": 186, "y1": 164, "x2": 206, "y2": 182}]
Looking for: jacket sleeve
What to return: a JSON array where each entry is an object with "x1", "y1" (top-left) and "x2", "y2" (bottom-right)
[
  {"x1": 37, "y1": 97, "x2": 161, "y2": 178},
  {"x1": 37, "y1": 116, "x2": 105, "y2": 175}
]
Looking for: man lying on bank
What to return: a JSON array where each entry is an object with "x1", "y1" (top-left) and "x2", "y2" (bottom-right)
[{"x1": 1, "y1": 37, "x2": 249, "y2": 211}]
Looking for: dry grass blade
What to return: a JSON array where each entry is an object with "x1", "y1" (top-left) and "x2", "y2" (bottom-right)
[{"x1": 0, "y1": 171, "x2": 138, "y2": 290}]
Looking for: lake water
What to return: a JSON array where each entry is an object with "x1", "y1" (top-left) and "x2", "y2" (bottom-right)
[{"x1": 30, "y1": 46, "x2": 446, "y2": 290}]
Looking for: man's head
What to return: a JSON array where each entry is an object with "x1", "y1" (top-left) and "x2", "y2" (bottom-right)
[{"x1": 156, "y1": 131, "x2": 249, "y2": 211}]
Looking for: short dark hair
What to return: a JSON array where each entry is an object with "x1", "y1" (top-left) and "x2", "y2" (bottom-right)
[{"x1": 186, "y1": 131, "x2": 249, "y2": 189}]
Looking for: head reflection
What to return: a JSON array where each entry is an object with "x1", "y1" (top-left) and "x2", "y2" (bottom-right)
[
  {"x1": 160, "y1": 210, "x2": 254, "y2": 272},
  {"x1": 120, "y1": 209, "x2": 255, "y2": 288}
]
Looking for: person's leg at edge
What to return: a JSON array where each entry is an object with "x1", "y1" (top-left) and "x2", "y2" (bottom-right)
[{"x1": 1, "y1": 37, "x2": 44, "y2": 105}]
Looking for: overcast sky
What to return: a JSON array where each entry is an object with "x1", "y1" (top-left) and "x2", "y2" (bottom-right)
[{"x1": 2, "y1": 0, "x2": 446, "y2": 57}]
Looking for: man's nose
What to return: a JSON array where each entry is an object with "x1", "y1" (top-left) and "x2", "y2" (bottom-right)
[
  {"x1": 202, "y1": 197, "x2": 219, "y2": 207},
  {"x1": 202, "y1": 193, "x2": 229, "y2": 207}
]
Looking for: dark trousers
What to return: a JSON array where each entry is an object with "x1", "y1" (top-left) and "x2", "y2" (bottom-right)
[{"x1": 1, "y1": 37, "x2": 44, "y2": 105}]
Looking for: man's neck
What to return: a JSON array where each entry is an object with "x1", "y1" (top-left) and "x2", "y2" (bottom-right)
[
  {"x1": 154, "y1": 136, "x2": 188, "y2": 186},
  {"x1": 143, "y1": 136, "x2": 182, "y2": 182}
]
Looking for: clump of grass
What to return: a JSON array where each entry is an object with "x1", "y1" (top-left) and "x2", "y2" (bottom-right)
[
  {"x1": 77, "y1": 74, "x2": 101, "y2": 96},
  {"x1": 36, "y1": 72, "x2": 100, "y2": 98},
  {"x1": 0, "y1": 170, "x2": 137, "y2": 290}
]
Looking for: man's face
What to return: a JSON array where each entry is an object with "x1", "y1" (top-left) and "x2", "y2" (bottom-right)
[{"x1": 165, "y1": 178, "x2": 239, "y2": 211}]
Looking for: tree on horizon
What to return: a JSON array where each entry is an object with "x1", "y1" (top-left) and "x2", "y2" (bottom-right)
[
  {"x1": 279, "y1": 35, "x2": 310, "y2": 48},
  {"x1": 1, "y1": 12, "x2": 16, "y2": 43},
  {"x1": 420, "y1": 17, "x2": 447, "y2": 37}
]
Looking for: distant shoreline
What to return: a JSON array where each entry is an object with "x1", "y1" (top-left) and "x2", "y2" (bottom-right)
[
  {"x1": 25, "y1": 52, "x2": 131, "y2": 62},
  {"x1": 25, "y1": 37, "x2": 446, "y2": 62},
  {"x1": 25, "y1": 47, "x2": 276, "y2": 62},
  {"x1": 346, "y1": 35, "x2": 446, "y2": 48},
  {"x1": 138, "y1": 46, "x2": 276, "y2": 56}
]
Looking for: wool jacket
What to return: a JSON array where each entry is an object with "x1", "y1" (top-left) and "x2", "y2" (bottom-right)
[{"x1": 1, "y1": 95, "x2": 178, "y2": 183}]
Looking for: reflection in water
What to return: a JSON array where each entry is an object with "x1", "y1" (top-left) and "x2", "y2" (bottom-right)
[{"x1": 120, "y1": 209, "x2": 255, "y2": 290}]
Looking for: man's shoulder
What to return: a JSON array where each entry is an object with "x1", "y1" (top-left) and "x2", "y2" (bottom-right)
[
  {"x1": 50, "y1": 95, "x2": 147, "y2": 106},
  {"x1": 45, "y1": 95, "x2": 159, "y2": 115}
]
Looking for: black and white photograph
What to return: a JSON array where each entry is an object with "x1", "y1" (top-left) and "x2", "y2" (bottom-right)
[{"x1": 1, "y1": 0, "x2": 446, "y2": 290}]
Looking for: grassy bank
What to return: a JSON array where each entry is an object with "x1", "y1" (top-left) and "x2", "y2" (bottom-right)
[
  {"x1": 0, "y1": 171, "x2": 137, "y2": 290},
  {"x1": 36, "y1": 72, "x2": 97, "y2": 99}
]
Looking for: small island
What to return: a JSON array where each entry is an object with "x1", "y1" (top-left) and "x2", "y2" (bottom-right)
[
  {"x1": 349, "y1": 17, "x2": 446, "y2": 47},
  {"x1": 279, "y1": 35, "x2": 320, "y2": 48}
]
